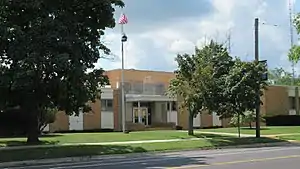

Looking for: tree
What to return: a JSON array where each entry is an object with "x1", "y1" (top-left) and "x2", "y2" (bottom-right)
[
  {"x1": 287, "y1": 13, "x2": 300, "y2": 76},
  {"x1": 268, "y1": 68, "x2": 293, "y2": 85},
  {"x1": 268, "y1": 67, "x2": 300, "y2": 86},
  {"x1": 230, "y1": 110, "x2": 265, "y2": 129},
  {"x1": 168, "y1": 54, "x2": 213, "y2": 135},
  {"x1": 0, "y1": 0, "x2": 123, "y2": 143},
  {"x1": 288, "y1": 45, "x2": 300, "y2": 65},
  {"x1": 168, "y1": 41, "x2": 232, "y2": 135},
  {"x1": 222, "y1": 59, "x2": 267, "y2": 136},
  {"x1": 38, "y1": 107, "x2": 58, "y2": 133}
]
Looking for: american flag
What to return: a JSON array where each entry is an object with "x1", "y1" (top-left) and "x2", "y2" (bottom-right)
[{"x1": 118, "y1": 13, "x2": 128, "y2": 24}]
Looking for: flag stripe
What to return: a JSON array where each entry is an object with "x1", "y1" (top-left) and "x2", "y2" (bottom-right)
[{"x1": 118, "y1": 13, "x2": 128, "y2": 24}]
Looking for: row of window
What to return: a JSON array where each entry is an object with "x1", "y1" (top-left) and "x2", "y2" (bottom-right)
[
  {"x1": 288, "y1": 97, "x2": 300, "y2": 109},
  {"x1": 101, "y1": 100, "x2": 177, "y2": 111}
]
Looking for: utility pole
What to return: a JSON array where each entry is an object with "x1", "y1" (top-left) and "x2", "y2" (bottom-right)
[
  {"x1": 226, "y1": 29, "x2": 232, "y2": 54},
  {"x1": 289, "y1": 0, "x2": 295, "y2": 85},
  {"x1": 254, "y1": 18, "x2": 260, "y2": 138}
]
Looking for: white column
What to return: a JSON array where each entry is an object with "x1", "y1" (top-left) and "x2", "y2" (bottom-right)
[{"x1": 138, "y1": 101, "x2": 141, "y2": 123}]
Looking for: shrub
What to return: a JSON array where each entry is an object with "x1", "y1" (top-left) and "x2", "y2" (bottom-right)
[{"x1": 264, "y1": 115, "x2": 300, "y2": 126}]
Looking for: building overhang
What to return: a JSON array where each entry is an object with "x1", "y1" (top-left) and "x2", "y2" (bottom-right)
[{"x1": 125, "y1": 94, "x2": 177, "y2": 102}]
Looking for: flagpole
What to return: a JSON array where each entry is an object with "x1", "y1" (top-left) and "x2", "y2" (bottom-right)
[
  {"x1": 120, "y1": 11, "x2": 127, "y2": 133},
  {"x1": 121, "y1": 25, "x2": 126, "y2": 133}
]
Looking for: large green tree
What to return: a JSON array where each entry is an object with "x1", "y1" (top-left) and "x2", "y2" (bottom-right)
[
  {"x1": 168, "y1": 41, "x2": 232, "y2": 135},
  {"x1": 220, "y1": 59, "x2": 267, "y2": 136},
  {"x1": 0, "y1": 0, "x2": 123, "y2": 143},
  {"x1": 207, "y1": 58, "x2": 267, "y2": 116}
]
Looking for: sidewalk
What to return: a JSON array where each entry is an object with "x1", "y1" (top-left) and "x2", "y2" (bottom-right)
[
  {"x1": 195, "y1": 131, "x2": 254, "y2": 137},
  {"x1": 0, "y1": 137, "x2": 204, "y2": 151},
  {"x1": 194, "y1": 131, "x2": 300, "y2": 138}
]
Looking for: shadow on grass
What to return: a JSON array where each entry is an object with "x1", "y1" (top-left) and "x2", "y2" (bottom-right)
[
  {"x1": 0, "y1": 133, "x2": 298, "y2": 167},
  {"x1": 0, "y1": 140, "x2": 59, "y2": 147},
  {"x1": 0, "y1": 134, "x2": 63, "y2": 139},
  {"x1": 191, "y1": 133, "x2": 292, "y2": 148}
]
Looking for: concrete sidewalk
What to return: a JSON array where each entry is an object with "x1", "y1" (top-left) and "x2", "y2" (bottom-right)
[
  {"x1": 0, "y1": 137, "x2": 205, "y2": 151},
  {"x1": 195, "y1": 131, "x2": 254, "y2": 137},
  {"x1": 194, "y1": 131, "x2": 300, "y2": 138}
]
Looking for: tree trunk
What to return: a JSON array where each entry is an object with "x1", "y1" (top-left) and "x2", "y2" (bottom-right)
[
  {"x1": 27, "y1": 110, "x2": 40, "y2": 144},
  {"x1": 237, "y1": 113, "x2": 241, "y2": 138},
  {"x1": 249, "y1": 122, "x2": 252, "y2": 129},
  {"x1": 188, "y1": 111, "x2": 194, "y2": 136}
]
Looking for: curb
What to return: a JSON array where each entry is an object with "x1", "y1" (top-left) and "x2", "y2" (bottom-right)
[
  {"x1": 0, "y1": 141, "x2": 296, "y2": 168},
  {"x1": 0, "y1": 138, "x2": 205, "y2": 151}
]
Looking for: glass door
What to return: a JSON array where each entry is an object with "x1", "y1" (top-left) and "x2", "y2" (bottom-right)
[{"x1": 133, "y1": 107, "x2": 148, "y2": 125}]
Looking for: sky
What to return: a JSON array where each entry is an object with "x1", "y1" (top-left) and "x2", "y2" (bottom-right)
[{"x1": 96, "y1": 0, "x2": 300, "y2": 73}]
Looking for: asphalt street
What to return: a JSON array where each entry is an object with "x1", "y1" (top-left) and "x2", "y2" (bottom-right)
[{"x1": 4, "y1": 145, "x2": 300, "y2": 169}]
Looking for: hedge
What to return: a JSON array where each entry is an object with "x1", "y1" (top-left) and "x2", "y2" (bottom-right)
[{"x1": 264, "y1": 115, "x2": 300, "y2": 126}]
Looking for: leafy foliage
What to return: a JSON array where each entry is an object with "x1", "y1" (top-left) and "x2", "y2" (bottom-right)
[
  {"x1": 230, "y1": 110, "x2": 265, "y2": 129},
  {"x1": 294, "y1": 12, "x2": 300, "y2": 34},
  {"x1": 268, "y1": 67, "x2": 293, "y2": 85},
  {"x1": 168, "y1": 41, "x2": 231, "y2": 135},
  {"x1": 38, "y1": 107, "x2": 58, "y2": 132},
  {"x1": 268, "y1": 67, "x2": 300, "y2": 86},
  {"x1": 219, "y1": 59, "x2": 268, "y2": 117},
  {"x1": 287, "y1": 13, "x2": 300, "y2": 67},
  {"x1": 169, "y1": 40, "x2": 268, "y2": 136},
  {"x1": 0, "y1": 0, "x2": 123, "y2": 142},
  {"x1": 288, "y1": 45, "x2": 300, "y2": 64}
]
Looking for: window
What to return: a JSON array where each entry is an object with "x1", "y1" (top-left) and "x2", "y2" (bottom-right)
[
  {"x1": 289, "y1": 97, "x2": 296, "y2": 109},
  {"x1": 143, "y1": 83, "x2": 155, "y2": 94},
  {"x1": 132, "y1": 82, "x2": 143, "y2": 94},
  {"x1": 155, "y1": 83, "x2": 165, "y2": 95},
  {"x1": 101, "y1": 99, "x2": 113, "y2": 111},
  {"x1": 167, "y1": 101, "x2": 177, "y2": 111},
  {"x1": 123, "y1": 82, "x2": 132, "y2": 93}
]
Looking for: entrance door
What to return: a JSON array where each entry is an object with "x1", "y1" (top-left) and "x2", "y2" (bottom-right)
[
  {"x1": 133, "y1": 107, "x2": 148, "y2": 125},
  {"x1": 69, "y1": 112, "x2": 84, "y2": 131}
]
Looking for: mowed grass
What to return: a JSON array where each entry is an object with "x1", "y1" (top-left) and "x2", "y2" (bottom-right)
[
  {"x1": 1, "y1": 126, "x2": 299, "y2": 147},
  {"x1": 0, "y1": 135, "x2": 284, "y2": 163},
  {"x1": 277, "y1": 135, "x2": 300, "y2": 141},
  {"x1": 0, "y1": 131, "x2": 196, "y2": 147},
  {"x1": 200, "y1": 126, "x2": 300, "y2": 135}
]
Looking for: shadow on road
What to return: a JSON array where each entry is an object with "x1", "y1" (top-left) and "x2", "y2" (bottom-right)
[{"x1": 192, "y1": 134, "x2": 292, "y2": 147}]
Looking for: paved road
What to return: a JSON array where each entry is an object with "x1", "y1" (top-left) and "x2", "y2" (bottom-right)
[{"x1": 4, "y1": 145, "x2": 300, "y2": 169}]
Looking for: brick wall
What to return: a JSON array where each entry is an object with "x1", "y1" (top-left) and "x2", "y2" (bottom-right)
[{"x1": 83, "y1": 100, "x2": 101, "y2": 130}]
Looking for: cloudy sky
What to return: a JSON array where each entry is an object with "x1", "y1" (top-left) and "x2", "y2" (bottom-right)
[{"x1": 97, "y1": 0, "x2": 300, "y2": 73}]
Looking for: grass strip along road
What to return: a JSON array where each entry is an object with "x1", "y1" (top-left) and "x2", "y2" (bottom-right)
[{"x1": 0, "y1": 132, "x2": 286, "y2": 163}]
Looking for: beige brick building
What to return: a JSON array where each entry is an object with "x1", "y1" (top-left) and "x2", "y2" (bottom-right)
[{"x1": 45, "y1": 69, "x2": 299, "y2": 132}]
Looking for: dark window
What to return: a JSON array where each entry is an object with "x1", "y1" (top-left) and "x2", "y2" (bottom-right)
[
  {"x1": 101, "y1": 99, "x2": 113, "y2": 111},
  {"x1": 155, "y1": 83, "x2": 165, "y2": 95},
  {"x1": 167, "y1": 101, "x2": 177, "y2": 111},
  {"x1": 289, "y1": 97, "x2": 296, "y2": 109},
  {"x1": 132, "y1": 82, "x2": 143, "y2": 94}
]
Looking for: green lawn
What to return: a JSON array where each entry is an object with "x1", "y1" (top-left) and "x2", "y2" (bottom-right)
[
  {"x1": 200, "y1": 126, "x2": 300, "y2": 135},
  {"x1": 1, "y1": 127, "x2": 298, "y2": 147},
  {"x1": 0, "y1": 135, "x2": 284, "y2": 163},
  {"x1": 0, "y1": 131, "x2": 197, "y2": 147},
  {"x1": 277, "y1": 135, "x2": 300, "y2": 141}
]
